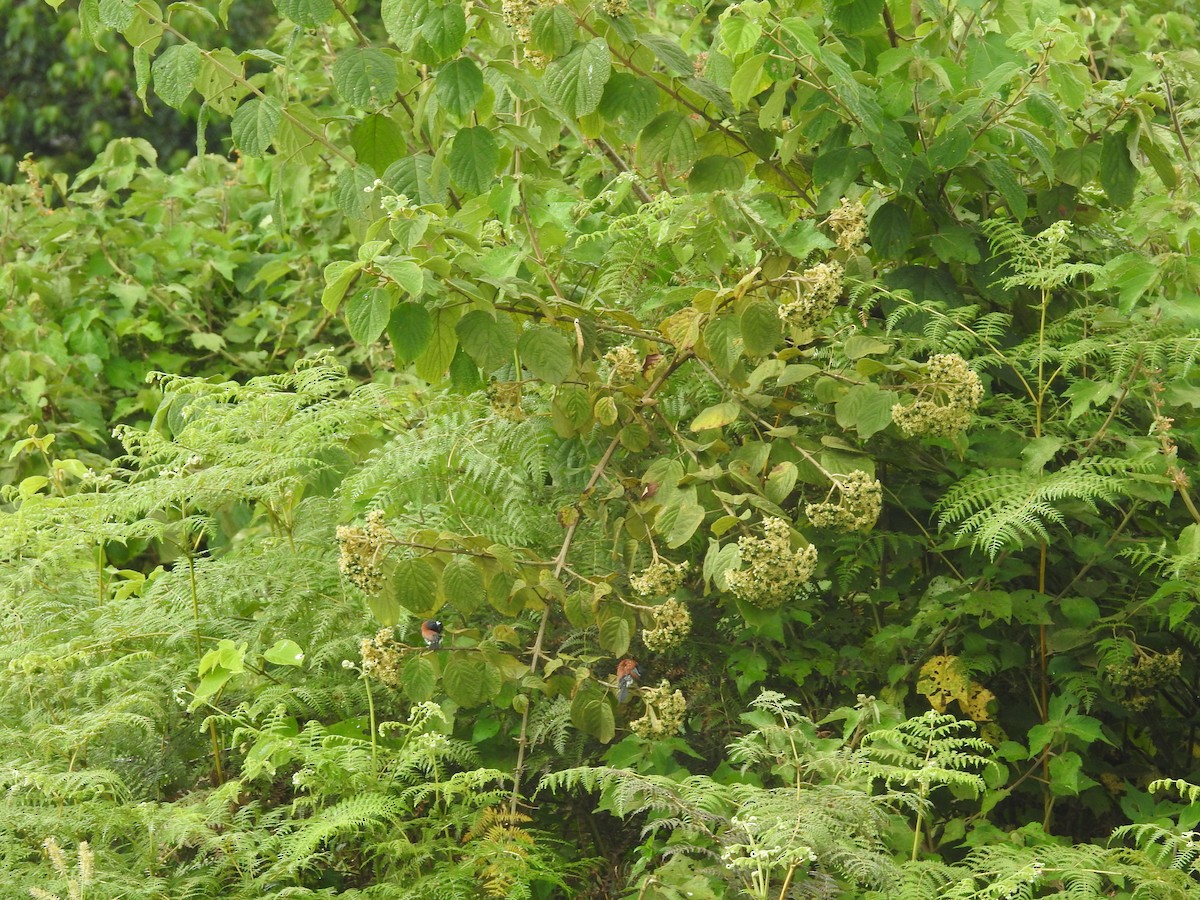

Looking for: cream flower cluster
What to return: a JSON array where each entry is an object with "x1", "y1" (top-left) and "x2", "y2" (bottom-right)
[
  {"x1": 642, "y1": 598, "x2": 691, "y2": 652},
  {"x1": 778, "y1": 261, "x2": 843, "y2": 330},
  {"x1": 805, "y1": 470, "x2": 883, "y2": 531},
  {"x1": 336, "y1": 510, "x2": 392, "y2": 593},
  {"x1": 827, "y1": 197, "x2": 868, "y2": 251},
  {"x1": 630, "y1": 679, "x2": 687, "y2": 739},
  {"x1": 891, "y1": 353, "x2": 984, "y2": 438},
  {"x1": 602, "y1": 0, "x2": 629, "y2": 15},
  {"x1": 726, "y1": 517, "x2": 817, "y2": 608},
  {"x1": 603, "y1": 345, "x2": 642, "y2": 385},
  {"x1": 359, "y1": 627, "x2": 405, "y2": 687},
  {"x1": 630, "y1": 559, "x2": 690, "y2": 598}
]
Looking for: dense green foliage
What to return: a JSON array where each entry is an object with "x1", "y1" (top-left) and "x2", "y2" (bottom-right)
[{"x1": 4, "y1": 0, "x2": 1200, "y2": 895}]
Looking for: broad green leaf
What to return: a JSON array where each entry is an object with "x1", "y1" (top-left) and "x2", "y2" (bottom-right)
[
  {"x1": 730, "y1": 52, "x2": 769, "y2": 106},
  {"x1": 598, "y1": 72, "x2": 659, "y2": 131},
  {"x1": 449, "y1": 126, "x2": 500, "y2": 195},
  {"x1": 421, "y1": 3, "x2": 467, "y2": 59},
  {"x1": 402, "y1": 655, "x2": 436, "y2": 701},
  {"x1": 598, "y1": 615, "x2": 632, "y2": 656},
  {"x1": 436, "y1": 57, "x2": 484, "y2": 119},
  {"x1": 828, "y1": 0, "x2": 883, "y2": 32},
  {"x1": 195, "y1": 48, "x2": 246, "y2": 115},
  {"x1": 388, "y1": 302, "x2": 434, "y2": 363},
  {"x1": 688, "y1": 155, "x2": 745, "y2": 192},
  {"x1": 637, "y1": 112, "x2": 698, "y2": 170},
  {"x1": 377, "y1": 258, "x2": 424, "y2": 296},
  {"x1": 274, "y1": 0, "x2": 333, "y2": 25},
  {"x1": 570, "y1": 678, "x2": 616, "y2": 743},
  {"x1": 556, "y1": 385, "x2": 593, "y2": 430},
  {"x1": 382, "y1": 0, "x2": 430, "y2": 50},
  {"x1": 351, "y1": 114, "x2": 406, "y2": 172},
  {"x1": 415, "y1": 306, "x2": 461, "y2": 382},
  {"x1": 231, "y1": 97, "x2": 281, "y2": 157},
  {"x1": 391, "y1": 556, "x2": 439, "y2": 615},
  {"x1": 456, "y1": 310, "x2": 518, "y2": 370},
  {"x1": 691, "y1": 402, "x2": 740, "y2": 431},
  {"x1": 346, "y1": 286, "x2": 394, "y2": 345},
  {"x1": 443, "y1": 653, "x2": 488, "y2": 706},
  {"x1": 321, "y1": 260, "x2": 364, "y2": 313},
  {"x1": 99, "y1": 0, "x2": 135, "y2": 28},
  {"x1": 1100, "y1": 131, "x2": 1138, "y2": 208},
  {"x1": 264, "y1": 640, "x2": 305, "y2": 667},
  {"x1": 544, "y1": 39, "x2": 611, "y2": 117},
  {"x1": 442, "y1": 556, "x2": 485, "y2": 613},
  {"x1": 383, "y1": 153, "x2": 448, "y2": 205},
  {"x1": 518, "y1": 326, "x2": 573, "y2": 384},
  {"x1": 666, "y1": 502, "x2": 706, "y2": 548},
  {"x1": 843, "y1": 335, "x2": 892, "y2": 359},
  {"x1": 740, "y1": 299, "x2": 781, "y2": 357},
  {"x1": 333, "y1": 48, "x2": 400, "y2": 108},
  {"x1": 594, "y1": 395, "x2": 618, "y2": 426},
  {"x1": 637, "y1": 33, "x2": 692, "y2": 76},
  {"x1": 834, "y1": 383, "x2": 895, "y2": 439},
  {"x1": 152, "y1": 43, "x2": 200, "y2": 109},
  {"x1": 721, "y1": 16, "x2": 761, "y2": 55},
  {"x1": 530, "y1": 5, "x2": 575, "y2": 57}
]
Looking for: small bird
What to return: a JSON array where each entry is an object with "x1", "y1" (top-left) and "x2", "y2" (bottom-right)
[
  {"x1": 616, "y1": 658, "x2": 641, "y2": 702},
  {"x1": 421, "y1": 619, "x2": 444, "y2": 650}
]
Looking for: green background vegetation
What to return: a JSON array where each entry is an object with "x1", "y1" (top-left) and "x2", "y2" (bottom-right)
[{"x1": 3, "y1": 0, "x2": 1200, "y2": 896}]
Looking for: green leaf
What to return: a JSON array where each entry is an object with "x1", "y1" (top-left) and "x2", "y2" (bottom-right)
[
  {"x1": 449, "y1": 126, "x2": 500, "y2": 195},
  {"x1": 518, "y1": 326, "x2": 573, "y2": 384},
  {"x1": 152, "y1": 43, "x2": 200, "y2": 109},
  {"x1": 691, "y1": 402, "x2": 740, "y2": 431},
  {"x1": 421, "y1": 3, "x2": 467, "y2": 59},
  {"x1": 436, "y1": 57, "x2": 484, "y2": 119},
  {"x1": 637, "y1": 112, "x2": 698, "y2": 170},
  {"x1": 195, "y1": 48, "x2": 246, "y2": 115},
  {"x1": 688, "y1": 155, "x2": 745, "y2": 192},
  {"x1": 570, "y1": 679, "x2": 616, "y2": 743},
  {"x1": 828, "y1": 0, "x2": 883, "y2": 32},
  {"x1": 730, "y1": 52, "x2": 768, "y2": 106},
  {"x1": 402, "y1": 654, "x2": 436, "y2": 701},
  {"x1": 843, "y1": 335, "x2": 892, "y2": 359},
  {"x1": 456, "y1": 310, "x2": 518, "y2": 370},
  {"x1": 383, "y1": 154, "x2": 448, "y2": 205},
  {"x1": 274, "y1": 0, "x2": 333, "y2": 26},
  {"x1": 442, "y1": 556, "x2": 485, "y2": 612},
  {"x1": 231, "y1": 97, "x2": 281, "y2": 157},
  {"x1": 415, "y1": 306, "x2": 461, "y2": 382},
  {"x1": 721, "y1": 16, "x2": 761, "y2": 56},
  {"x1": 530, "y1": 5, "x2": 575, "y2": 57},
  {"x1": 834, "y1": 383, "x2": 895, "y2": 439},
  {"x1": 598, "y1": 615, "x2": 632, "y2": 656},
  {"x1": 333, "y1": 48, "x2": 400, "y2": 108},
  {"x1": 740, "y1": 299, "x2": 781, "y2": 357},
  {"x1": 391, "y1": 557, "x2": 439, "y2": 615},
  {"x1": 599, "y1": 72, "x2": 659, "y2": 131},
  {"x1": 637, "y1": 33, "x2": 692, "y2": 76},
  {"x1": 351, "y1": 114, "x2": 406, "y2": 172},
  {"x1": 388, "y1": 302, "x2": 434, "y2": 363},
  {"x1": 443, "y1": 652, "x2": 488, "y2": 706},
  {"x1": 377, "y1": 258, "x2": 424, "y2": 296},
  {"x1": 322, "y1": 260, "x2": 364, "y2": 314},
  {"x1": 264, "y1": 640, "x2": 305, "y2": 667},
  {"x1": 666, "y1": 502, "x2": 705, "y2": 548},
  {"x1": 346, "y1": 286, "x2": 394, "y2": 345},
  {"x1": 99, "y1": 0, "x2": 135, "y2": 28},
  {"x1": 544, "y1": 38, "x2": 611, "y2": 117},
  {"x1": 1100, "y1": 131, "x2": 1138, "y2": 208},
  {"x1": 382, "y1": 0, "x2": 430, "y2": 50}
]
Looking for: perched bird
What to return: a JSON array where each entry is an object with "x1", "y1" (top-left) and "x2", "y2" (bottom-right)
[
  {"x1": 421, "y1": 619, "x2": 444, "y2": 650},
  {"x1": 616, "y1": 658, "x2": 641, "y2": 702}
]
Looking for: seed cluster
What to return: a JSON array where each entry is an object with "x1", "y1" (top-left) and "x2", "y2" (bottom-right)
[
  {"x1": 359, "y1": 627, "x2": 405, "y2": 687},
  {"x1": 603, "y1": 345, "x2": 642, "y2": 385},
  {"x1": 630, "y1": 559, "x2": 690, "y2": 598},
  {"x1": 602, "y1": 0, "x2": 629, "y2": 15},
  {"x1": 630, "y1": 679, "x2": 687, "y2": 739},
  {"x1": 641, "y1": 598, "x2": 691, "y2": 652},
  {"x1": 726, "y1": 517, "x2": 818, "y2": 608},
  {"x1": 488, "y1": 381, "x2": 527, "y2": 421},
  {"x1": 336, "y1": 510, "x2": 393, "y2": 594},
  {"x1": 805, "y1": 470, "x2": 883, "y2": 531},
  {"x1": 891, "y1": 353, "x2": 984, "y2": 438},
  {"x1": 827, "y1": 197, "x2": 868, "y2": 252},
  {"x1": 1107, "y1": 648, "x2": 1181, "y2": 690},
  {"x1": 778, "y1": 261, "x2": 843, "y2": 330}
]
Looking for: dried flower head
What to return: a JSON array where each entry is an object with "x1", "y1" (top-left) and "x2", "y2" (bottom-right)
[
  {"x1": 1107, "y1": 648, "x2": 1182, "y2": 690},
  {"x1": 630, "y1": 559, "x2": 690, "y2": 598},
  {"x1": 891, "y1": 353, "x2": 984, "y2": 438},
  {"x1": 488, "y1": 381, "x2": 526, "y2": 421},
  {"x1": 778, "y1": 261, "x2": 843, "y2": 330},
  {"x1": 642, "y1": 598, "x2": 691, "y2": 652},
  {"x1": 827, "y1": 197, "x2": 868, "y2": 251},
  {"x1": 725, "y1": 517, "x2": 817, "y2": 608},
  {"x1": 603, "y1": 345, "x2": 642, "y2": 385},
  {"x1": 630, "y1": 679, "x2": 687, "y2": 738},
  {"x1": 805, "y1": 470, "x2": 883, "y2": 531},
  {"x1": 602, "y1": 0, "x2": 629, "y2": 15}
]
